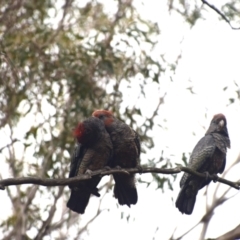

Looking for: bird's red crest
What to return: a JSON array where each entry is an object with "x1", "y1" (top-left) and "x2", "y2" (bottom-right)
[
  {"x1": 92, "y1": 109, "x2": 113, "y2": 118},
  {"x1": 212, "y1": 113, "x2": 227, "y2": 126},
  {"x1": 73, "y1": 122, "x2": 84, "y2": 139},
  {"x1": 92, "y1": 109, "x2": 114, "y2": 126},
  {"x1": 213, "y1": 113, "x2": 226, "y2": 121}
]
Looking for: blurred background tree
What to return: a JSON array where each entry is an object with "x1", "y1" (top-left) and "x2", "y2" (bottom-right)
[{"x1": 0, "y1": 0, "x2": 240, "y2": 239}]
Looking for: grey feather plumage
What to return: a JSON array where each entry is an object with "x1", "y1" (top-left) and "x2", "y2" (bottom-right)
[{"x1": 176, "y1": 114, "x2": 230, "y2": 215}]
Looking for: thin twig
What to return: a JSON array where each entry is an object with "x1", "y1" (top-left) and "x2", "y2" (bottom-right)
[
  {"x1": 202, "y1": 0, "x2": 240, "y2": 30},
  {"x1": 35, "y1": 187, "x2": 64, "y2": 240},
  {"x1": 0, "y1": 139, "x2": 19, "y2": 153}
]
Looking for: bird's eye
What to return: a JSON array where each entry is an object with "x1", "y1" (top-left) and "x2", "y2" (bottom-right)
[{"x1": 98, "y1": 114, "x2": 104, "y2": 119}]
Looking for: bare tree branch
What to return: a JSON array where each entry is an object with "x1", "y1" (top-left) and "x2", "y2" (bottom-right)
[
  {"x1": 216, "y1": 224, "x2": 240, "y2": 240},
  {"x1": 199, "y1": 154, "x2": 240, "y2": 239},
  {"x1": 35, "y1": 186, "x2": 64, "y2": 240},
  {"x1": 201, "y1": 0, "x2": 240, "y2": 30},
  {"x1": 172, "y1": 194, "x2": 231, "y2": 240},
  {"x1": 0, "y1": 166, "x2": 239, "y2": 190},
  {"x1": 171, "y1": 220, "x2": 201, "y2": 240},
  {"x1": 0, "y1": 139, "x2": 19, "y2": 153}
]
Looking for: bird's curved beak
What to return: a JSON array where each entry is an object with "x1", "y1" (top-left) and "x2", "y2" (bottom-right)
[{"x1": 219, "y1": 119, "x2": 224, "y2": 128}]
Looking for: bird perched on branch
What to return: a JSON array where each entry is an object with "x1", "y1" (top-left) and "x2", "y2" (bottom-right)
[
  {"x1": 92, "y1": 109, "x2": 141, "y2": 207},
  {"x1": 176, "y1": 114, "x2": 230, "y2": 215},
  {"x1": 67, "y1": 117, "x2": 112, "y2": 214}
]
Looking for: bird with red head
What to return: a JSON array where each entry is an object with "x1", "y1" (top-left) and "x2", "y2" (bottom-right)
[
  {"x1": 92, "y1": 109, "x2": 141, "y2": 207},
  {"x1": 67, "y1": 117, "x2": 112, "y2": 214}
]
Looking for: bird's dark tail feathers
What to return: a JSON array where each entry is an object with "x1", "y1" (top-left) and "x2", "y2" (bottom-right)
[
  {"x1": 175, "y1": 184, "x2": 198, "y2": 215},
  {"x1": 67, "y1": 189, "x2": 91, "y2": 214},
  {"x1": 67, "y1": 177, "x2": 102, "y2": 214},
  {"x1": 113, "y1": 174, "x2": 138, "y2": 207}
]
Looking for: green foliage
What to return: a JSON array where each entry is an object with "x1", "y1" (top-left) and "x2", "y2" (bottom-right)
[{"x1": 0, "y1": 0, "x2": 165, "y2": 238}]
